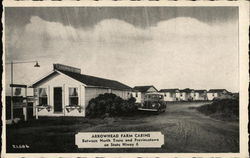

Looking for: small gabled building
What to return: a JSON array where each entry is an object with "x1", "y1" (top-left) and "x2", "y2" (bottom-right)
[
  {"x1": 231, "y1": 92, "x2": 239, "y2": 99},
  {"x1": 131, "y1": 89, "x2": 142, "y2": 103},
  {"x1": 31, "y1": 64, "x2": 132, "y2": 117},
  {"x1": 207, "y1": 89, "x2": 231, "y2": 100},
  {"x1": 194, "y1": 90, "x2": 207, "y2": 101},
  {"x1": 132, "y1": 85, "x2": 158, "y2": 103},
  {"x1": 159, "y1": 89, "x2": 179, "y2": 101},
  {"x1": 179, "y1": 88, "x2": 195, "y2": 101}
]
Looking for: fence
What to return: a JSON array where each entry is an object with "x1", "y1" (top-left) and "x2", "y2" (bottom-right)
[{"x1": 5, "y1": 96, "x2": 34, "y2": 120}]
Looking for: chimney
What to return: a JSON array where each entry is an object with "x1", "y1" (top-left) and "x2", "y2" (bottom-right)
[{"x1": 53, "y1": 63, "x2": 81, "y2": 74}]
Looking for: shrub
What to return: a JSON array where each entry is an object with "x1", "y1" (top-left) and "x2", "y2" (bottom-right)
[
  {"x1": 86, "y1": 93, "x2": 137, "y2": 117},
  {"x1": 197, "y1": 98, "x2": 239, "y2": 121}
]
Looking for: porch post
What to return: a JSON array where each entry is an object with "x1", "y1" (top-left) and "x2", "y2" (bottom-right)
[
  {"x1": 35, "y1": 107, "x2": 38, "y2": 120},
  {"x1": 23, "y1": 87, "x2": 28, "y2": 121}
]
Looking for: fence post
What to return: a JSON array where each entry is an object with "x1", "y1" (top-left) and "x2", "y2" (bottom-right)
[
  {"x1": 35, "y1": 107, "x2": 38, "y2": 120},
  {"x1": 24, "y1": 87, "x2": 28, "y2": 121},
  {"x1": 23, "y1": 106, "x2": 27, "y2": 121}
]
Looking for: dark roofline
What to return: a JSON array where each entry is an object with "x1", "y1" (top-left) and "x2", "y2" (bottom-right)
[
  {"x1": 159, "y1": 89, "x2": 179, "y2": 92},
  {"x1": 133, "y1": 85, "x2": 158, "y2": 92},
  {"x1": 10, "y1": 84, "x2": 27, "y2": 88},
  {"x1": 132, "y1": 89, "x2": 140, "y2": 92},
  {"x1": 208, "y1": 89, "x2": 228, "y2": 93},
  {"x1": 32, "y1": 69, "x2": 132, "y2": 91},
  {"x1": 179, "y1": 88, "x2": 194, "y2": 93},
  {"x1": 59, "y1": 70, "x2": 132, "y2": 91},
  {"x1": 194, "y1": 89, "x2": 207, "y2": 93}
]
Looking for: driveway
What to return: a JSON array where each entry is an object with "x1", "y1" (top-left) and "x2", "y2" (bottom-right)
[{"x1": 6, "y1": 102, "x2": 239, "y2": 153}]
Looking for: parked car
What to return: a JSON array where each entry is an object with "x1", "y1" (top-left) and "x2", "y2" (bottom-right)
[{"x1": 137, "y1": 93, "x2": 167, "y2": 113}]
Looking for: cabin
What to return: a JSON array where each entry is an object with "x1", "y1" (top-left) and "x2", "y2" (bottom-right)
[
  {"x1": 131, "y1": 89, "x2": 142, "y2": 103},
  {"x1": 159, "y1": 89, "x2": 179, "y2": 101},
  {"x1": 207, "y1": 89, "x2": 231, "y2": 100},
  {"x1": 31, "y1": 64, "x2": 132, "y2": 117},
  {"x1": 194, "y1": 90, "x2": 207, "y2": 101},
  {"x1": 179, "y1": 88, "x2": 195, "y2": 101},
  {"x1": 132, "y1": 85, "x2": 158, "y2": 103}
]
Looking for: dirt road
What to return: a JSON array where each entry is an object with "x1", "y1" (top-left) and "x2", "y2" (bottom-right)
[
  {"x1": 145, "y1": 102, "x2": 239, "y2": 152},
  {"x1": 6, "y1": 102, "x2": 239, "y2": 153}
]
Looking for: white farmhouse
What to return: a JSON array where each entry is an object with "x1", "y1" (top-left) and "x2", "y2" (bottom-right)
[
  {"x1": 179, "y1": 88, "x2": 195, "y2": 101},
  {"x1": 159, "y1": 89, "x2": 179, "y2": 101},
  {"x1": 31, "y1": 64, "x2": 132, "y2": 117},
  {"x1": 207, "y1": 89, "x2": 231, "y2": 100},
  {"x1": 131, "y1": 90, "x2": 142, "y2": 103},
  {"x1": 194, "y1": 90, "x2": 208, "y2": 101},
  {"x1": 132, "y1": 85, "x2": 158, "y2": 103}
]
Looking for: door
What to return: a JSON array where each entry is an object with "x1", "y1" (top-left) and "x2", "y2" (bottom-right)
[{"x1": 54, "y1": 87, "x2": 62, "y2": 113}]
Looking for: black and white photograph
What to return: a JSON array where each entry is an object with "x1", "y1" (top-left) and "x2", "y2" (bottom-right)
[{"x1": 2, "y1": 1, "x2": 249, "y2": 158}]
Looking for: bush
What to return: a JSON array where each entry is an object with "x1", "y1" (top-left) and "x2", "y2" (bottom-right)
[
  {"x1": 86, "y1": 93, "x2": 137, "y2": 117},
  {"x1": 197, "y1": 98, "x2": 239, "y2": 121}
]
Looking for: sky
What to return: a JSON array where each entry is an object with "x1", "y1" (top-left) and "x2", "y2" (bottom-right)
[{"x1": 4, "y1": 7, "x2": 239, "y2": 95}]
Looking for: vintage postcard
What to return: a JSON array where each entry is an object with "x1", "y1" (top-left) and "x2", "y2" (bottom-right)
[{"x1": 1, "y1": 1, "x2": 249, "y2": 158}]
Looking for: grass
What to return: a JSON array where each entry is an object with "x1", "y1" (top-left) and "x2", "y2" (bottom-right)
[
  {"x1": 6, "y1": 115, "x2": 158, "y2": 153},
  {"x1": 195, "y1": 99, "x2": 239, "y2": 121},
  {"x1": 5, "y1": 102, "x2": 239, "y2": 153}
]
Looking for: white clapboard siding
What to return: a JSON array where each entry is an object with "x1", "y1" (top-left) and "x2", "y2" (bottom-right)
[{"x1": 85, "y1": 87, "x2": 109, "y2": 106}]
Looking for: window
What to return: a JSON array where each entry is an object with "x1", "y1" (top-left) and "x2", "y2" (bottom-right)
[
  {"x1": 14, "y1": 88, "x2": 22, "y2": 96},
  {"x1": 39, "y1": 88, "x2": 48, "y2": 105},
  {"x1": 69, "y1": 87, "x2": 78, "y2": 106},
  {"x1": 164, "y1": 93, "x2": 166, "y2": 97},
  {"x1": 34, "y1": 88, "x2": 38, "y2": 97},
  {"x1": 135, "y1": 92, "x2": 138, "y2": 97}
]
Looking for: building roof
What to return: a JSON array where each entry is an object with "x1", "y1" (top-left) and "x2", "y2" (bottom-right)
[
  {"x1": 32, "y1": 69, "x2": 132, "y2": 91},
  {"x1": 133, "y1": 85, "x2": 158, "y2": 93},
  {"x1": 194, "y1": 89, "x2": 207, "y2": 93},
  {"x1": 179, "y1": 88, "x2": 194, "y2": 93},
  {"x1": 208, "y1": 89, "x2": 228, "y2": 93},
  {"x1": 159, "y1": 89, "x2": 179, "y2": 93}
]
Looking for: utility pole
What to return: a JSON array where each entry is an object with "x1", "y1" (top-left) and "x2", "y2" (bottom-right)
[{"x1": 10, "y1": 61, "x2": 14, "y2": 122}]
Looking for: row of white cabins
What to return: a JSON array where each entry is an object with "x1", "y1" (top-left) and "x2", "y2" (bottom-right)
[
  {"x1": 10, "y1": 64, "x2": 234, "y2": 118},
  {"x1": 132, "y1": 86, "x2": 232, "y2": 103}
]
